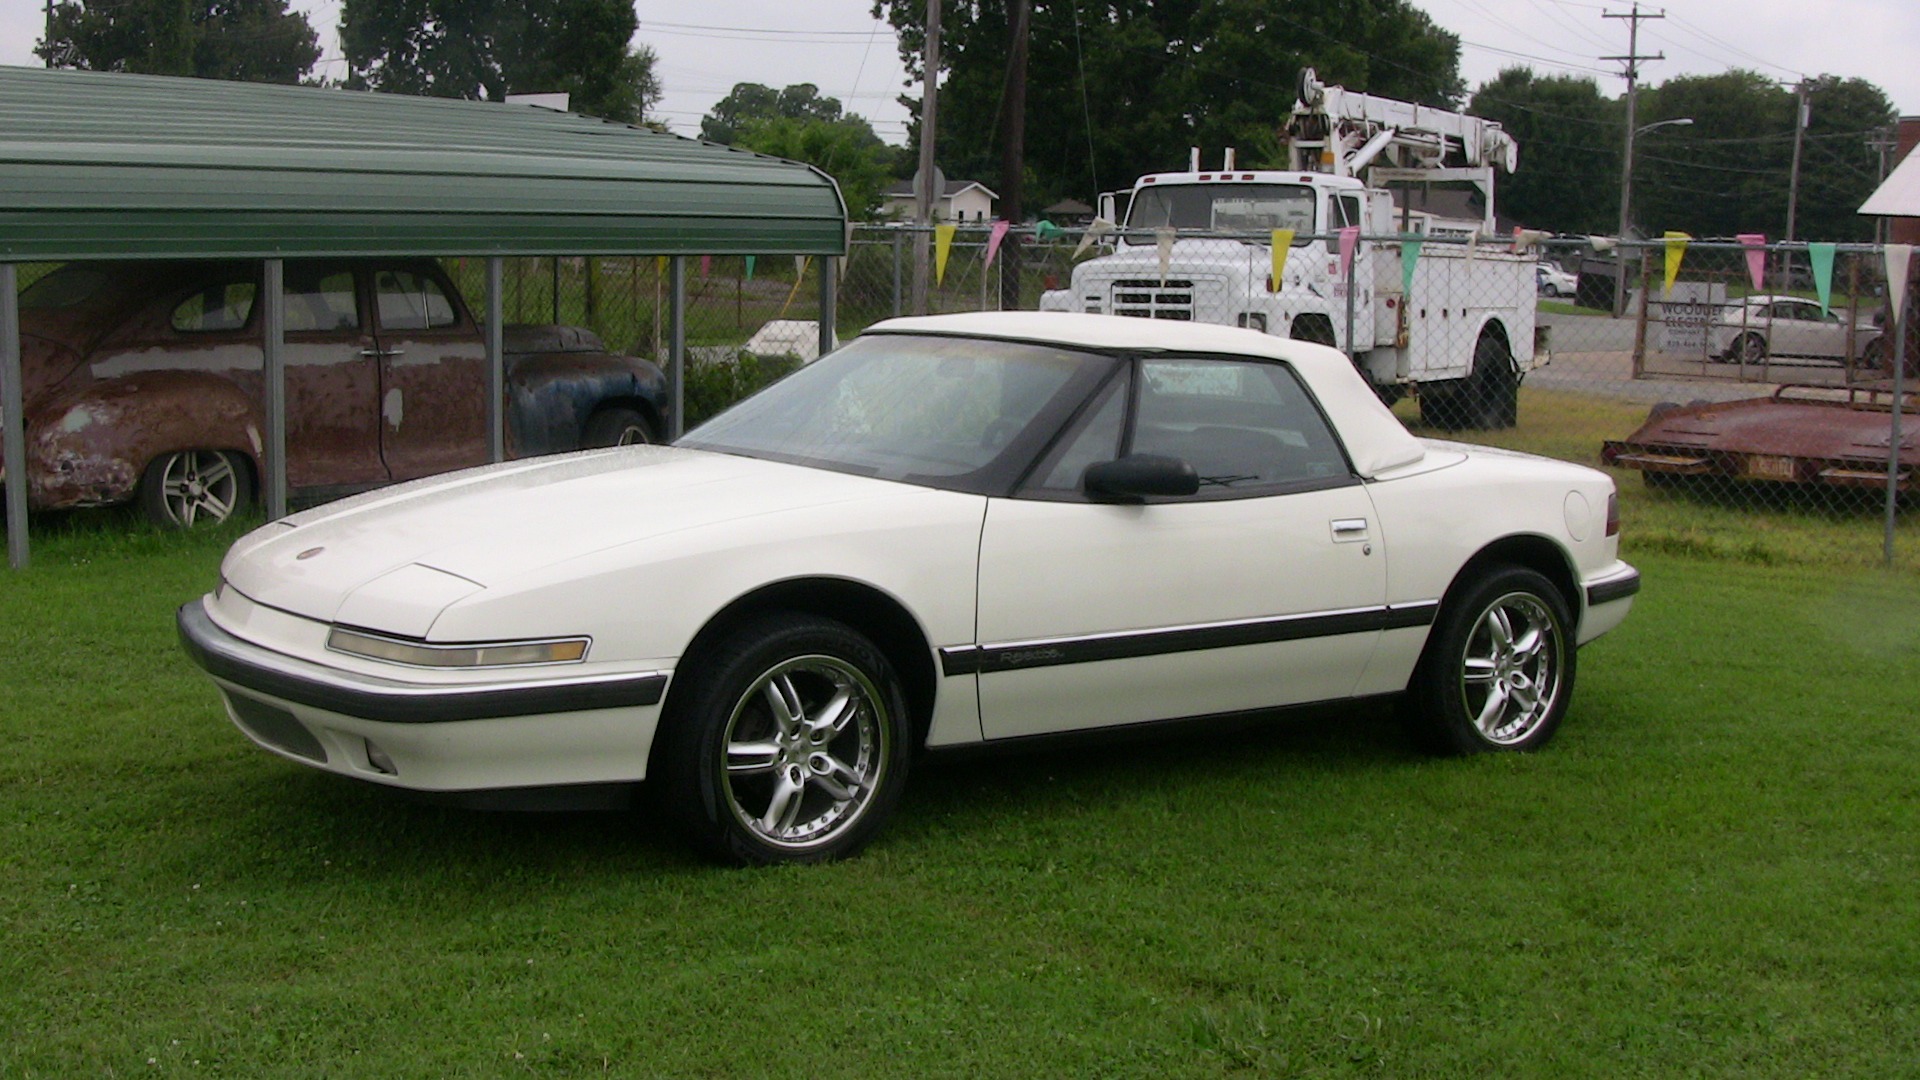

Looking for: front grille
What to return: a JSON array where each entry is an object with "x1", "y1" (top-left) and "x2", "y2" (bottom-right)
[
  {"x1": 225, "y1": 691, "x2": 327, "y2": 763},
  {"x1": 1110, "y1": 279, "x2": 1195, "y2": 320}
]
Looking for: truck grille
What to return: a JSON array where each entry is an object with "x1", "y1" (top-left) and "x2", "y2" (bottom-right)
[{"x1": 1110, "y1": 279, "x2": 1195, "y2": 320}]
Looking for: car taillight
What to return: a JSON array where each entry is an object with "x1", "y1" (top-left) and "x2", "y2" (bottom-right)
[{"x1": 1605, "y1": 493, "x2": 1620, "y2": 537}]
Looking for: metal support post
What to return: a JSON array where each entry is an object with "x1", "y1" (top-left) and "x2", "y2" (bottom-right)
[
  {"x1": 892, "y1": 231, "x2": 904, "y2": 317},
  {"x1": 1887, "y1": 299, "x2": 1908, "y2": 568},
  {"x1": 262, "y1": 259, "x2": 287, "y2": 520},
  {"x1": 668, "y1": 256, "x2": 686, "y2": 439},
  {"x1": 818, "y1": 254, "x2": 838, "y2": 360},
  {"x1": 3, "y1": 264, "x2": 26, "y2": 569},
  {"x1": 1342, "y1": 243, "x2": 1357, "y2": 363},
  {"x1": 486, "y1": 257, "x2": 505, "y2": 462}
]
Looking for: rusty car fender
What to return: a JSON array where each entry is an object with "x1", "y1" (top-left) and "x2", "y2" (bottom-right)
[
  {"x1": 507, "y1": 352, "x2": 670, "y2": 456},
  {"x1": 27, "y1": 371, "x2": 260, "y2": 510}
]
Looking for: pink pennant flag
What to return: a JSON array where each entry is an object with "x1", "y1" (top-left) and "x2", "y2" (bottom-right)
[
  {"x1": 700, "y1": 254, "x2": 712, "y2": 277},
  {"x1": 1737, "y1": 234, "x2": 1766, "y2": 292},
  {"x1": 984, "y1": 220, "x2": 1010, "y2": 268},
  {"x1": 1337, "y1": 226, "x2": 1361, "y2": 280}
]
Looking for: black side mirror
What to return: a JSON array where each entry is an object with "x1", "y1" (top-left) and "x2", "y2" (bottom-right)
[{"x1": 1083, "y1": 454, "x2": 1200, "y2": 502}]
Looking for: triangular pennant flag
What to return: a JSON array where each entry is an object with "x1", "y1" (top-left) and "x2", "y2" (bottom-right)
[
  {"x1": 700, "y1": 254, "x2": 712, "y2": 277},
  {"x1": 1662, "y1": 231, "x2": 1691, "y2": 296},
  {"x1": 656, "y1": 256, "x2": 669, "y2": 276},
  {"x1": 1073, "y1": 218, "x2": 1115, "y2": 259},
  {"x1": 1511, "y1": 229, "x2": 1546, "y2": 255},
  {"x1": 745, "y1": 255, "x2": 756, "y2": 280},
  {"x1": 1155, "y1": 227, "x2": 1176, "y2": 285},
  {"x1": 934, "y1": 224, "x2": 957, "y2": 286},
  {"x1": 1808, "y1": 243, "x2": 1836, "y2": 315},
  {"x1": 1737, "y1": 234, "x2": 1766, "y2": 291},
  {"x1": 1337, "y1": 226, "x2": 1361, "y2": 280},
  {"x1": 1400, "y1": 238, "x2": 1424, "y2": 296},
  {"x1": 1270, "y1": 230, "x2": 1294, "y2": 291},
  {"x1": 1888, "y1": 245, "x2": 1914, "y2": 323},
  {"x1": 1035, "y1": 220, "x2": 1065, "y2": 242},
  {"x1": 795, "y1": 255, "x2": 807, "y2": 277},
  {"x1": 985, "y1": 220, "x2": 1010, "y2": 268}
]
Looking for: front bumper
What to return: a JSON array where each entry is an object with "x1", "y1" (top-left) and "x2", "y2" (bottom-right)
[{"x1": 177, "y1": 600, "x2": 671, "y2": 790}]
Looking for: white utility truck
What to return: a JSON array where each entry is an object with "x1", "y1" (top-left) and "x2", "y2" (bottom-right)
[{"x1": 1040, "y1": 70, "x2": 1542, "y2": 429}]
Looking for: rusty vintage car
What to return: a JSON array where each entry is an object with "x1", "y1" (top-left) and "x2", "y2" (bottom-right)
[{"x1": 6, "y1": 259, "x2": 670, "y2": 526}]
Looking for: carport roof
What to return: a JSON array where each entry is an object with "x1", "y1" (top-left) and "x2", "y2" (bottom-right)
[{"x1": 0, "y1": 66, "x2": 847, "y2": 261}]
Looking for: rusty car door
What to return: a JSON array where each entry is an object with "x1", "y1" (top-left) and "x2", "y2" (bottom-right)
[
  {"x1": 282, "y1": 263, "x2": 387, "y2": 490},
  {"x1": 369, "y1": 264, "x2": 488, "y2": 481}
]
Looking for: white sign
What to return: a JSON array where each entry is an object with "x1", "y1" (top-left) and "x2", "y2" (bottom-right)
[{"x1": 1655, "y1": 282, "x2": 1722, "y2": 355}]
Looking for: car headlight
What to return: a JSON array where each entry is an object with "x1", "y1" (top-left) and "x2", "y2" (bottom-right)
[{"x1": 326, "y1": 627, "x2": 589, "y2": 668}]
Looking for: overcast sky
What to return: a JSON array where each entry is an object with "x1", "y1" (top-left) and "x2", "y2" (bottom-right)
[{"x1": 2, "y1": 0, "x2": 1915, "y2": 152}]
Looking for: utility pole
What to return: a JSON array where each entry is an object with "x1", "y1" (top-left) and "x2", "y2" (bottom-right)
[
  {"x1": 1785, "y1": 80, "x2": 1809, "y2": 243},
  {"x1": 997, "y1": 0, "x2": 1030, "y2": 311},
  {"x1": 1868, "y1": 127, "x2": 1899, "y2": 246},
  {"x1": 910, "y1": 0, "x2": 942, "y2": 316},
  {"x1": 1604, "y1": 2, "x2": 1664, "y2": 316}
]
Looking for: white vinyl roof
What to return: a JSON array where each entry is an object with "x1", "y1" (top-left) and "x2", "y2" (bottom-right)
[{"x1": 1860, "y1": 148, "x2": 1920, "y2": 218}]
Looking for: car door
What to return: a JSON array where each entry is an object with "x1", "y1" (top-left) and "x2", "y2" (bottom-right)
[
  {"x1": 369, "y1": 263, "x2": 489, "y2": 481},
  {"x1": 281, "y1": 263, "x2": 387, "y2": 490},
  {"x1": 1767, "y1": 299, "x2": 1828, "y2": 359},
  {"x1": 970, "y1": 355, "x2": 1388, "y2": 741}
]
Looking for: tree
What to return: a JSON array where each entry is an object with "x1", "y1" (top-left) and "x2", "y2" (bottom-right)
[
  {"x1": 873, "y1": 0, "x2": 1463, "y2": 211},
  {"x1": 38, "y1": 0, "x2": 320, "y2": 84},
  {"x1": 1467, "y1": 68, "x2": 1622, "y2": 235},
  {"x1": 341, "y1": 0, "x2": 660, "y2": 124},
  {"x1": 737, "y1": 116, "x2": 898, "y2": 219},
  {"x1": 702, "y1": 83, "x2": 850, "y2": 145}
]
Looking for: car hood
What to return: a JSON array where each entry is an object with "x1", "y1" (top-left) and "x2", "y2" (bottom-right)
[{"x1": 222, "y1": 447, "x2": 932, "y2": 630}]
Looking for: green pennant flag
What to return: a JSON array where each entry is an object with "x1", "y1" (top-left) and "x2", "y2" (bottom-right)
[
  {"x1": 745, "y1": 255, "x2": 756, "y2": 281},
  {"x1": 1400, "y1": 238, "x2": 1424, "y2": 296},
  {"x1": 1808, "y1": 243, "x2": 1836, "y2": 316}
]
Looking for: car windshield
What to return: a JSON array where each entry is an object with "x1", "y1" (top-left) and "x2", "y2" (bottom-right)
[
  {"x1": 679, "y1": 333, "x2": 1115, "y2": 493},
  {"x1": 1126, "y1": 184, "x2": 1315, "y2": 241}
]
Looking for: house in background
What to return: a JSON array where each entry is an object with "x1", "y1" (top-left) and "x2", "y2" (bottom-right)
[{"x1": 881, "y1": 168, "x2": 999, "y2": 223}]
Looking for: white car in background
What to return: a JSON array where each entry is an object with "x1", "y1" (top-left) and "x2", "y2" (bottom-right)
[
  {"x1": 1712, "y1": 295, "x2": 1885, "y2": 367},
  {"x1": 179, "y1": 313, "x2": 1639, "y2": 865},
  {"x1": 1535, "y1": 261, "x2": 1577, "y2": 298}
]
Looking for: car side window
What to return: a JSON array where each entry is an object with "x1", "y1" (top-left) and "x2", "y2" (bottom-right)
[
  {"x1": 375, "y1": 270, "x2": 458, "y2": 331},
  {"x1": 1130, "y1": 357, "x2": 1351, "y2": 494},
  {"x1": 284, "y1": 269, "x2": 360, "y2": 333},
  {"x1": 1024, "y1": 372, "x2": 1130, "y2": 495},
  {"x1": 171, "y1": 280, "x2": 257, "y2": 333}
]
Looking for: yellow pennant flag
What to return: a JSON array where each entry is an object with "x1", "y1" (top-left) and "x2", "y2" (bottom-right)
[
  {"x1": 656, "y1": 255, "x2": 669, "y2": 276},
  {"x1": 1663, "y1": 231, "x2": 1691, "y2": 296},
  {"x1": 934, "y1": 224, "x2": 957, "y2": 286},
  {"x1": 1270, "y1": 230, "x2": 1294, "y2": 290}
]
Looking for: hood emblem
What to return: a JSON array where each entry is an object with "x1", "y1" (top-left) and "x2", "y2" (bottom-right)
[{"x1": 296, "y1": 547, "x2": 325, "y2": 560}]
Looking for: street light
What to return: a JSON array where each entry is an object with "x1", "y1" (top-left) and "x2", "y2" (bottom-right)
[{"x1": 1614, "y1": 117, "x2": 1695, "y2": 315}]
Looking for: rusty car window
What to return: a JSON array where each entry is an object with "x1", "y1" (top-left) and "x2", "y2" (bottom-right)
[
  {"x1": 22, "y1": 265, "x2": 113, "y2": 309},
  {"x1": 374, "y1": 270, "x2": 457, "y2": 331},
  {"x1": 171, "y1": 281, "x2": 258, "y2": 333},
  {"x1": 283, "y1": 269, "x2": 360, "y2": 333}
]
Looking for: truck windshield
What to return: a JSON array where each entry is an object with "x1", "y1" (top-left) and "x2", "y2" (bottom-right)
[{"x1": 1126, "y1": 184, "x2": 1314, "y2": 242}]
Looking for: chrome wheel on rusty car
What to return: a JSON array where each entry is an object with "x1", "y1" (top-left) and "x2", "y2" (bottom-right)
[
  {"x1": 139, "y1": 449, "x2": 252, "y2": 528},
  {"x1": 1404, "y1": 566, "x2": 1575, "y2": 755},
  {"x1": 656, "y1": 613, "x2": 910, "y2": 865}
]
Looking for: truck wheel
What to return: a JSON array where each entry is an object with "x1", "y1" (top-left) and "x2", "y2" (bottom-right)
[
  {"x1": 139, "y1": 449, "x2": 253, "y2": 529},
  {"x1": 1465, "y1": 332, "x2": 1519, "y2": 430},
  {"x1": 584, "y1": 406, "x2": 656, "y2": 448},
  {"x1": 1418, "y1": 381, "x2": 1467, "y2": 430}
]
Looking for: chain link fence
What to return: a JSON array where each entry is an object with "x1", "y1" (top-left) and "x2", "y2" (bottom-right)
[{"x1": 495, "y1": 226, "x2": 1912, "y2": 565}]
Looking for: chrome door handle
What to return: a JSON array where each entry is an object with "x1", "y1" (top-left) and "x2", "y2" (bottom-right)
[
  {"x1": 359, "y1": 347, "x2": 406, "y2": 358},
  {"x1": 1330, "y1": 518, "x2": 1370, "y2": 542}
]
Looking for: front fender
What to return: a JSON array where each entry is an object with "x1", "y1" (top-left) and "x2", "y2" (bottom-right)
[
  {"x1": 26, "y1": 373, "x2": 261, "y2": 510},
  {"x1": 507, "y1": 353, "x2": 669, "y2": 456}
]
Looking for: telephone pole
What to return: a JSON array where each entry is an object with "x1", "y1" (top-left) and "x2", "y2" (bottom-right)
[
  {"x1": 997, "y1": 0, "x2": 1030, "y2": 311},
  {"x1": 910, "y1": 0, "x2": 941, "y2": 316},
  {"x1": 1604, "y1": 2, "x2": 1664, "y2": 316},
  {"x1": 1785, "y1": 80, "x2": 1809, "y2": 242},
  {"x1": 1869, "y1": 127, "x2": 1899, "y2": 246}
]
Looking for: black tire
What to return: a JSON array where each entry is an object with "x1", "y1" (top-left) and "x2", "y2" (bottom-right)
[
  {"x1": 1860, "y1": 338, "x2": 1887, "y2": 374},
  {"x1": 138, "y1": 449, "x2": 253, "y2": 529},
  {"x1": 652, "y1": 613, "x2": 911, "y2": 865},
  {"x1": 1728, "y1": 332, "x2": 1767, "y2": 365},
  {"x1": 583, "y1": 405, "x2": 656, "y2": 448},
  {"x1": 1464, "y1": 332, "x2": 1519, "y2": 430},
  {"x1": 1288, "y1": 315, "x2": 1337, "y2": 347},
  {"x1": 1401, "y1": 566, "x2": 1576, "y2": 756},
  {"x1": 1418, "y1": 380, "x2": 1467, "y2": 430}
]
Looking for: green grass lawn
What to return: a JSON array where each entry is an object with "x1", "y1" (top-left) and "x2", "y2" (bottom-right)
[{"x1": 3, "y1": 495, "x2": 1918, "y2": 1074}]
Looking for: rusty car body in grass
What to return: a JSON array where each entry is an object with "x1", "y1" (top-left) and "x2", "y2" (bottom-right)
[
  {"x1": 5, "y1": 259, "x2": 669, "y2": 526},
  {"x1": 1601, "y1": 385, "x2": 1918, "y2": 491}
]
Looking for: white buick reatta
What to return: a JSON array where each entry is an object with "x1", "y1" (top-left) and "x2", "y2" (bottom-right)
[{"x1": 180, "y1": 312, "x2": 1639, "y2": 864}]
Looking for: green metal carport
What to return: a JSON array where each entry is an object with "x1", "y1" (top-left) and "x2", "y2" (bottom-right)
[{"x1": 0, "y1": 64, "x2": 848, "y2": 568}]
